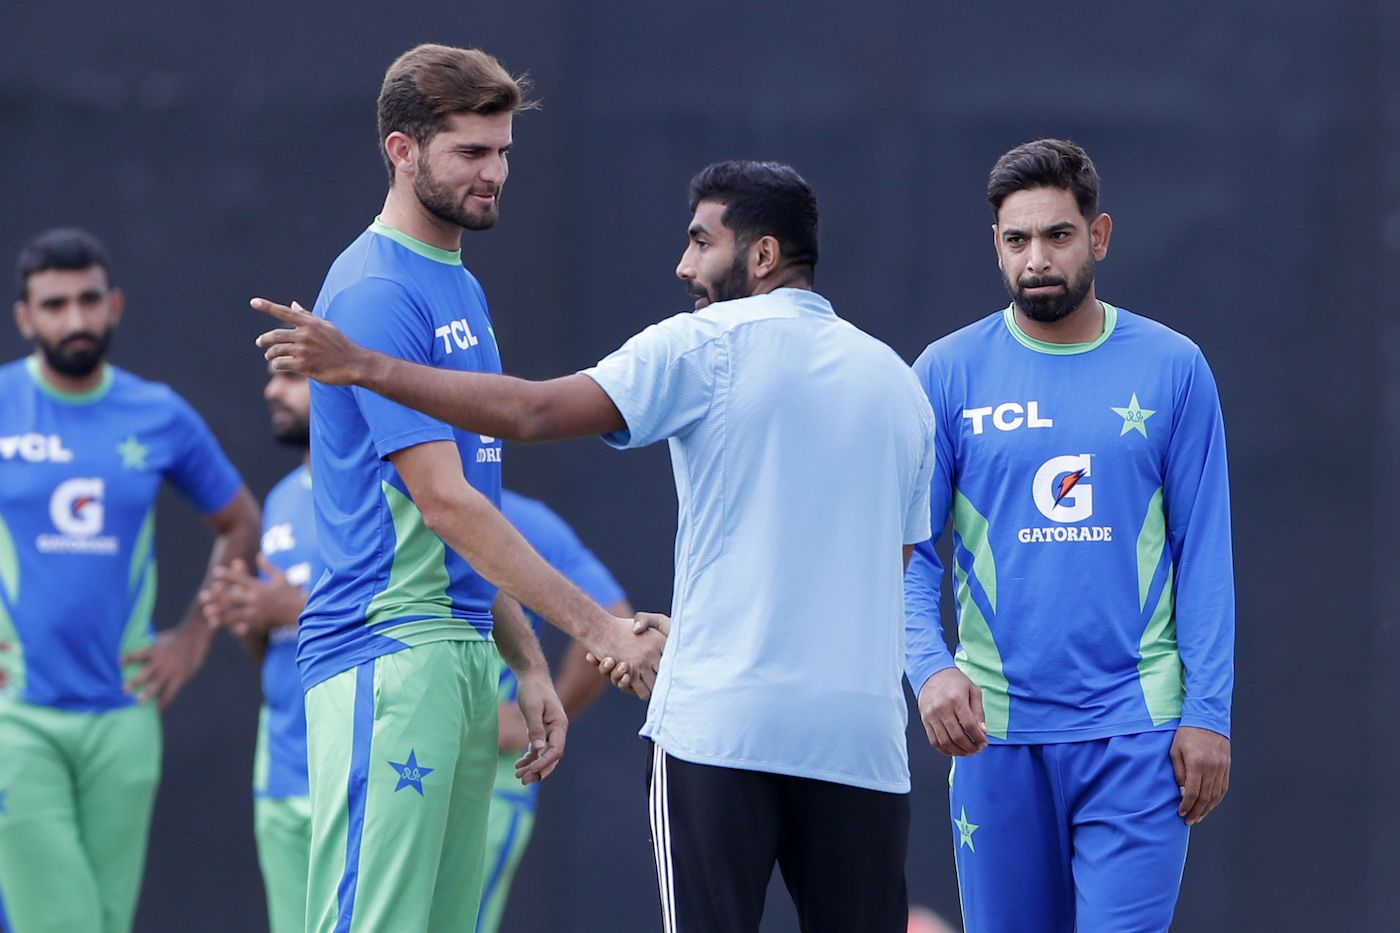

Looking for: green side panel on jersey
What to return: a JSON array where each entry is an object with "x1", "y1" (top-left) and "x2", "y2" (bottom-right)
[
  {"x1": 129, "y1": 508, "x2": 156, "y2": 592},
  {"x1": 952, "y1": 491, "x2": 997, "y2": 613},
  {"x1": 1138, "y1": 565, "x2": 1185, "y2": 724},
  {"x1": 365, "y1": 481, "x2": 454, "y2": 629},
  {"x1": 952, "y1": 560, "x2": 1010, "y2": 739},
  {"x1": 252, "y1": 705, "x2": 271, "y2": 795},
  {"x1": 121, "y1": 507, "x2": 158, "y2": 664},
  {"x1": 120, "y1": 561, "x2": 158, "y2": 678},
  {"x1": 1135, "y1": 491, "x2": 1184, "y2": 723},
  {"x1": 0, "y1": 598, "x2": 25, "y2": 697},
  {"x1": 0, "y1": 515, "x2": 22, "y2": 692},
  {"x1": 1136, "y1": 488, "x2": 1166, "y2": 611}
]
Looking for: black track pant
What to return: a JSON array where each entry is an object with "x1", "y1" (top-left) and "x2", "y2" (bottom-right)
[{"x1": 647, "y1": 743, "x2": 910, "y2": 933}]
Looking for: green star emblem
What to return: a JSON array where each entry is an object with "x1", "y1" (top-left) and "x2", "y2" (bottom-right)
[
  {"x1": 954, "y1": 805, "x2": 979, "y2": 852},
  {"x1": 1110, "y1": 393, "x2": 1156, "y2": 437},
  {"x1": 116, "y1": 435, "x2": 148, "y2": 470}
]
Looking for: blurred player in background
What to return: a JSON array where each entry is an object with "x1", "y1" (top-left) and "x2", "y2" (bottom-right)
[
  {"x1": 0, "y1": 228, "x2": 260, "y2": 932},
  {"x1": 253, "y1": 159, "x2": 936, "y2": 933},
  {"x1": 201, "y1": 365, "x2": 319, "y2": 933},
  {"x1": 282, "y1": 43, "x2": 658, "y2": 933},
  {"x1": 478, "y1": 489, "x2": 632, "y2": 933},
  {"x1": 905, "y1": 138, "x2": 1234, "y2": 932}
]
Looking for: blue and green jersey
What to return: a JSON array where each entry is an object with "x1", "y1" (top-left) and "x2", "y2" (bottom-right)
[
  {"x1": 297, "y1": 219, "x2": 504, "y2": 691},
  {"x1": 0, "y1": 356, "x2": 241, "y2": 711},
  {"x1": 254, "y1": 464, "x2": 319, "y2": 800},
  {"x1": 904, "y1": 303, "x2": 1235, "y2": 742}
]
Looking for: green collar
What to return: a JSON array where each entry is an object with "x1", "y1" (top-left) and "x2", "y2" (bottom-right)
[
  {"x1": 26, "y1": 354, "x2": 114, "y2": 404},
  {"x1": 1003, "y1": 301, "x2": 1117, "y2": 355},
  {"x1": 370, "y1": 217, "x2": 462, "y2": 266}
]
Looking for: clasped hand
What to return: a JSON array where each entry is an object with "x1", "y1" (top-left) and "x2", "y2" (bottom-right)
[{"x1": 586, "y1": 613, "x2": 670, "y2": 699}]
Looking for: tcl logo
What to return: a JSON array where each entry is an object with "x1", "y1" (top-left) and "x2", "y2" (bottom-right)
[{"x1": 435, "y1": 319, "x2": 480, "y2": 354}]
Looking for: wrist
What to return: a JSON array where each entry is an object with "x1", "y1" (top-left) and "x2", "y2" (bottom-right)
[
  {"x1": 358, "y1": 349, "x2": 386, "y2": 390},
  {"x1": 513, "y1": 661, "x2": 551, "y2": 685},
  {"x1": 178, "y1": 616, "x2": 216, "y2": 650}
]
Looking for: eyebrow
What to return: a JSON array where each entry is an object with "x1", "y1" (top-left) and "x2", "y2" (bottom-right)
[
  {"x1": 688, "y1": 223, "x2": 710, "y2": 238},
  {"x1": 1001, "y1": 220, "x2": 1079, "y2": 238}
]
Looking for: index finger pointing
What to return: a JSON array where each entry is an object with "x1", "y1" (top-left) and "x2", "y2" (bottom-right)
[{"x1": 249, "y1": 297, "x2": 311, "y2": 325}]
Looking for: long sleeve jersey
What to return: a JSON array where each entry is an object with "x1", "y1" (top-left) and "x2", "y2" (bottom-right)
[{"x1": 904, "y1": 302, "x2": 1235, "y2": 743}]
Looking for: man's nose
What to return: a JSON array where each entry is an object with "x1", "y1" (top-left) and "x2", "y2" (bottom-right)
[
  {"x1": 1025, "y1": 239, "x2": 1052, "y2": 273},
  {"x1": 479, "y1": 153, "x2": 507, "y2": 186}
]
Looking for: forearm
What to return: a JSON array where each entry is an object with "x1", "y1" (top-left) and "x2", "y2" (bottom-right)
[
  {"x1": 359, "y1": 354, "x2": 539, "y2": 441},
  {"x1": 492, "y1": 593, "x2": 549, "y2": 679},
  {"x1": 554, "y1": 597, "x2": 633, "y2": 715},
  {"x1": 904, "y1": 542, "x2": 955, "y2": 693},
  {"x1": 359, "y1": 355, "x2": 621, "y2": 443},
  {"x1": 429, "y1": 496, "x2": 617, "y2": 652}
]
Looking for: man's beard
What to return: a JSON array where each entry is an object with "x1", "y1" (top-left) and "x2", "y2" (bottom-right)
[
  {"x1": 415, "y1": 157, "x2": 499, "y2": 232},
  {"x1": 270, "y1": 409, "x2": 310, "y2": 448},
  {"x1": 1007, "y1": 254, "x2": 1096, "y2": 324},
  {"x1": 36, "y1": 329, "x2": 111, "y2": 378},
  {"x1": 689, "y1": 252, "x2": 753, "y2": 307}
]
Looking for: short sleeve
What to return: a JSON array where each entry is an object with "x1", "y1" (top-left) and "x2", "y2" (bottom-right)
[
  {"x1": 164, "y1": 394, "x2": 242, "y2": 515},
  {"x1": 327, "y1": 277, "x2": 453, "y2": 459},
  {"x1": 578, "y1": 312, "x2": 721, "y2": 449}
]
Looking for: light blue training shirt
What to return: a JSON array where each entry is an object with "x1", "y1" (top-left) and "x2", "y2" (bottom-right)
[{"x1": 581, "y1": 288, "x2": 935, "y2": 793}]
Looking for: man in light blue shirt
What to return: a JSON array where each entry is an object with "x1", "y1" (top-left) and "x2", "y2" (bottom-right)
[{"x1": 254, "y1": 160, "x2": 937, "y2": 933}]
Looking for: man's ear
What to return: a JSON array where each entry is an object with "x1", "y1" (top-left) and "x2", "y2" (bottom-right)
[
  {"x1": 750, "y1": 235, "x2": 782, "y2": 280},
  {"x1": 384, "y1": 132, "x2": 419, "y2": 183},
  {"x1": 107, "y1": 287, "x2": 125, "y2": 329},
  {"x1": 14, "y1": 300, "x2": 33, "y2": 340},
  {"x1": 1090, "y1": 213, "x2": 1113, "y2": 261}
]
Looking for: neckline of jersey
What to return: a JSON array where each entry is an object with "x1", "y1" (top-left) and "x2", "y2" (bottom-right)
[
  {"x1": 25, "y1": 354, "x2": 114, "y2": 404},
  {"x1": 1002, "y1": 301, "x2": 1118, "y2": 355},
  {"x1": 369, "y1": 217, "x2": 463, "y2": 266}
]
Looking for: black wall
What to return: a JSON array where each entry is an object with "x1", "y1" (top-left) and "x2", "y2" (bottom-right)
[{"x1": 2, "y1": 2, "x2": 1392, "y2": 929}]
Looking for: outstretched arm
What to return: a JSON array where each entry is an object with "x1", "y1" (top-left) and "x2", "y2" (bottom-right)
[
  {"x1": 252, "y1": 298, "x2": 624, "y2": 442},
  {"x1": 391, "y1": 441, "x2": 663, "y2": 698}
]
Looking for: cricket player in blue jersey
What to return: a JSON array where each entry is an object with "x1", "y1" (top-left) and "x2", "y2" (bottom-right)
[
  {"x1": 478, "y1": 490, "x2": 631, "y2": 933},
  {"x1": 904, "y1": 139, "x2": 1234, "y2": 932},
  {"x1": 200, "y1": 365, "x2": 320, "y2": 933},
  {"x1": 255, "y1": 159, "x2": 936, "y2": 933},
  {"x1": 200, "y1": 379, "x2": 632, "y2": 933},
  {"x1": 263, "y1": 45, "x2": 661, "y2": 933},
  {"x1": 0, "y1": 228, "x2": 261, "y2": 932}
]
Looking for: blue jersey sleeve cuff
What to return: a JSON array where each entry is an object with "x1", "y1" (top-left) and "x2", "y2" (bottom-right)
[
  {"x1": 1178, "y1": 710, "x2": 1231, "y2": 740},
  {"x1": 905, "y1": 655, "x2": 957, "y2": 698}
]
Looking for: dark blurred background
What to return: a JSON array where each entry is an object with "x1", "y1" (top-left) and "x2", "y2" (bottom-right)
[{"x1": 2, "y1": 1, "x2": 1395, "y2": 929}]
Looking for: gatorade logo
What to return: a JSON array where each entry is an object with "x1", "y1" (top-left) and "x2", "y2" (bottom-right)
[
  {"x1": 1018, "y1": 455, "x2": 1113, "y2": 544},
  {"x1": 1033, "y1": 454, "x2": 1093, "y2": 523},
  {"x1": 39, "y1": 478, "x2": 118, "y2": 554},
  {"x1": 50, "y1": 477, "x2": 105, "y2": 536}
]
